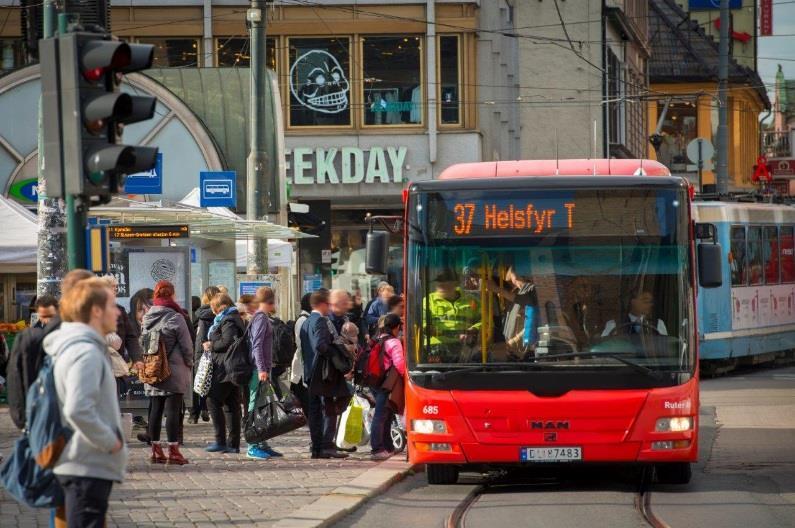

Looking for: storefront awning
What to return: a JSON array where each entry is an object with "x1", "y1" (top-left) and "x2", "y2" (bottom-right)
[{"x1": 91, "y1": 198, "x2": 314, "y2": 241}]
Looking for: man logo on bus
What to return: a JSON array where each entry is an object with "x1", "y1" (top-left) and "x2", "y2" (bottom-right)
[{"x1": 530, "y1": 420, "x2": 570, "y2": 430}]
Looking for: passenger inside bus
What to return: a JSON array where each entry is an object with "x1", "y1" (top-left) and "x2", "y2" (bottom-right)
[
  {"x1": 486, "y1": 265, "x2": 539, "y2": 360},
  {"x1": 600, "y1": 289, "x2": 668, "y2": 337}
]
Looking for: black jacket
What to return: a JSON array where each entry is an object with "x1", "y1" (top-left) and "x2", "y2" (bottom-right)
[
  {"x1": 193, "y1": 305, "x2": 215, "y2": 363},
  {"x1": 208, "y1": 311, "x2": 246, "y2": 386},
  {"x1": 305, "y1": 313, "x2": 350, "y2": 401},
  {"x1": 6, "y1": 315, "x2": 62, "y2": 430},
  {"x1": 117, "y1": 305, "x2": 143, "y2": 363}
]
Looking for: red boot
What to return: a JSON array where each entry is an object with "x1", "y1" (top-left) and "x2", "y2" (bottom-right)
[
  {"x1": 166, "y1": 442, "x2": 189, "y2": 465},
  {"x1": 150, "y1": 443, "x2": 167, "y2": 464}
]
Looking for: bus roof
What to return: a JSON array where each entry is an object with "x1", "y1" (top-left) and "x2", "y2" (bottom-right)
[{"x1": 438, "y1": 159, "x2": 671, "y2": 180}]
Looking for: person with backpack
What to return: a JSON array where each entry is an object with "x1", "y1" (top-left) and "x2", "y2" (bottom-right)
[
  {"x1": 203, "y1": 293, "x2": 246, "y2": 454},
  {"x1": 245, "y1": 286, "x2": 284, "y2": 460},
  {"x1": 42, "y1": 277, "x2": 127, "y2": 527},
  {"x1": 369, "y1": 314, "x2": 406, "y2": 460},
  {"x1": 189, "y1": 286, "x2": 219, "y2": 424},
  {"x1": 265, "y1": 302, "x2": 295, "y2": 400},
  {"x1": 139, "y1": 280, "x2": 194, "y2": 465},
  {"x1": 290, "y1": 293, "x2": 312, "y2": 417},
  {"x1": 7, "y1": 270, "x2": 94, "y2": 431}
]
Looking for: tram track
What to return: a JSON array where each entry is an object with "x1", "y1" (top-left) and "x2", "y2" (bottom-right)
[{"x1": 445, "y1": 470, "x2": 672, "y2": 528}]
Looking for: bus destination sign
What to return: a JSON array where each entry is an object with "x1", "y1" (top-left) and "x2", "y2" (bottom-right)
[
  {"x1": 109, "y1": 225, "x2": 191, "y2": 240},
  {"x1": 450, "y1": 201, "x2": 576, "y2": 236}
]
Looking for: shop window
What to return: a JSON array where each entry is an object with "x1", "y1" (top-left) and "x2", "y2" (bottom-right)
[
  {"x1": 216, "y1": 37, "x2": 276, "y2": 68},
  {"x1": 363, "y1": 36, "x2": 422, "y2": 126},
  {"x1": 288, "y1": 37, "x2": 351, "y2": 127},
  {"x1": 138, "y1": 38, "x2": 200, "y2": 68},
  {"x1": 747, "y1": 226, "x2": 763, "y2": 286},
  {"x1": 730, "y1": 226, "x2": 746, "y2": 286},
  {"x1": 764, "y1": 226, "x2": 779, "y2": 284},
  {"x1": 657, "y1": 101, "x2": 698, "y2": 173},
  {"x1": 439, "y1": 35, "x2": 460, "y2": 125},
  {"x1": 1, "y1": 39, "x2": 25, "y2": 71},
  {"x1": 782, "y1": 226, "x2": 795, "y2": 283}
]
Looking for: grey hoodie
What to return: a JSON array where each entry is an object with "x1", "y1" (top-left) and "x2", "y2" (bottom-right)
[{"x1": 44, "y1": 322, "x2": 128, "y2": 482}]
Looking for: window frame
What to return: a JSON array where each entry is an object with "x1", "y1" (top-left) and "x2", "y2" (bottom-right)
[
  {"x1": 730, "y1": 224, "x2": 748, "y2": 287},
  {"x1": 437, "y1": 34, "x2": 463, "y2": 128},
  {"x1": 286, "y1": 35, "x2": 355, "y2": 131},
  {"x1": 747, "y1": 225, "x2": 764, "y2": 286},
  {"x1": 135, "y1": 37, "x2": 202, "y2": 68},
  {"x1": 763, "y1": 225, "x2": 780, "y2": 285},
  {"x1": 214, "y1": 36, "x2": 277, "y2": 69},
  {"x1": 781, "y1": 225, "x2": 795, "y2": 284},
  {"x1": 359, "y1": 34, "x2": 425, "y2": 130}
]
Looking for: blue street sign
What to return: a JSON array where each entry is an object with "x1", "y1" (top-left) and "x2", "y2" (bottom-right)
[
  {"x1": 200, "y1": 171, "x2": 236, "y2": 208},
  {"x1": 124, "y1": 152, "x2": 163, "y2": 194},
  {"x1": 688, "y1": 0, "x2": 740, "y2": 9}
]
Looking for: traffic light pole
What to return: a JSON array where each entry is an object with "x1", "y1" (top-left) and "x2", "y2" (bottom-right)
[{"x1": 59, "y1": 13, "x2": 88, "y2": 271}]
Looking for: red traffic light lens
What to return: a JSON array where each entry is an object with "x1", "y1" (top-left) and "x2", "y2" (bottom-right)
[{"x1": 83, "y1": 67, "x2": 105, "y2": 82}]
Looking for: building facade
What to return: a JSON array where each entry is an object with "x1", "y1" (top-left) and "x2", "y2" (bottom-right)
[
  {"x1": 513, "y1": 0, "x2": 650, "y2": 160},
  {"x1": 764, "y1": 65, "x2": 795, "y2": 188},
  {"x1": 647, "y1": 0, "x2": 769, "y2": 192},
  {"x1": 0, "y1": 0, "x2": 520, "y2": 301}
]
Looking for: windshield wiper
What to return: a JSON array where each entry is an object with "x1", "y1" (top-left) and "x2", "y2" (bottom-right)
[
  {"x1": 531, "y1": 352, "x2": 664, "y2": 380},
  {"x1": 423, "y1": 363, "x2": 543, "y2": 382}
]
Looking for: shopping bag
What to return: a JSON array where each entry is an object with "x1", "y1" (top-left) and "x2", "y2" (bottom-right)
[
  {"x1": 357, "y1": 395, "x2": 372, "y2": 446},
  {"x1": 244, "y1": 380, "x2": 306, "y2": 444},
  {"x1": 343, "y1": 398, "x2": 364, "y2": 445},
  {"x1": 193, "y1": 351, "x2": 213, "y2": 397},
  {"x1": 336, "y1": 393, "x2": 371, "y2": 449}
]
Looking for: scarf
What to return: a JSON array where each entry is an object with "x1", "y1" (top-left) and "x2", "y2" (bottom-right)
[
  {"x1": 153, "y1": 297, "x2": 187, "y2": 317},
  {"x1": 208, "y1": 306, "x2": 237, "y2": 339}
]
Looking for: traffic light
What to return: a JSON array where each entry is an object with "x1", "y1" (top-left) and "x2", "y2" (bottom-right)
[{"x1": 57, "y1": 31, "x2": 158, "y2": 203}]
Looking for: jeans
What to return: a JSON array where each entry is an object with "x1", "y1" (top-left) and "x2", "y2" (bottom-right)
[
  {"x1": 148, "y1": 394, "x2": 182, "y2": 443},
  {"x1": 308, "y1": 394, "x2": 338, "y2": 453},
  {"x1": 207, "y1": 381, "x2": 241, "y2": 448},
  {"x1": 370, "y1": 388, "x2": 395, "y2": 453},
  {"x1": 56, "y1": 476, "x2": 113, "y2": 528}
]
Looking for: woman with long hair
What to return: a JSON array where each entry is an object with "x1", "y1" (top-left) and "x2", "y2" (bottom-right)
[{"x1": 141, "y1": 281, "x2": 194, "y2": 465}]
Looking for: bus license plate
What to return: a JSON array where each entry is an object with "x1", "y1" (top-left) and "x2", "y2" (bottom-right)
[{"x1": 520, "y1": 447, "x2": 582, "y2": 462}]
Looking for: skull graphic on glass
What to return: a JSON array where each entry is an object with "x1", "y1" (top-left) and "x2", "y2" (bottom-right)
[{"x1": 290, "y1": 48, "x2": 350, "y2": 122}]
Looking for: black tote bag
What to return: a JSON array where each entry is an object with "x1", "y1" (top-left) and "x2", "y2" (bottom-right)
[{"x1": 244, "y1": 380, "x2": 306, "y2": 444}]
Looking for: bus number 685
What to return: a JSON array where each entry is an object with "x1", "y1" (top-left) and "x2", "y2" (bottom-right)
[{"x1": 423, "y1": 405, "x2": 439, "y2": 415}]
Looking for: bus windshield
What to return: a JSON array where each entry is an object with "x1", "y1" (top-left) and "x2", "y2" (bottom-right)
[{"x1": 406, "y1": 186, "x2": 694, "y2": 378}]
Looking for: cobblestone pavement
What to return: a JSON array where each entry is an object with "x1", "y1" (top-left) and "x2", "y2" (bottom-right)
[{"x1": 0, "y1": 408, "x2": 381, "y2": 527}]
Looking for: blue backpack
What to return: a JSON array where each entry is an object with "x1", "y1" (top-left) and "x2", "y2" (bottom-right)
[{"x1": 0, "y1": 354, "x2": 73, "y2": 508}]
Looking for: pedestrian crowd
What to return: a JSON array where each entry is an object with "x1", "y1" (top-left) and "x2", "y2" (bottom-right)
[{"x1": 1, "y1": 270, "x2": 405, "y2": 526}]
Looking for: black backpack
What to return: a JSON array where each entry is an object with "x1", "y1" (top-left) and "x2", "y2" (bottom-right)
[
  {"x1": 271, "y1": 317, "x2": 296, "y2": 368},
  {"x1": 222, "y1": 325, "x2": 254, "y2": 386}
]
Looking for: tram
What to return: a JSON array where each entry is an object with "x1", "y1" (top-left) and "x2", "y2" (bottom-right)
[
  {"x1": 366, "y1": 159, "x2": 722, "y2": 486},
  {"x1": 694, "y1": 201, "x2": 795, "y2": 373}
]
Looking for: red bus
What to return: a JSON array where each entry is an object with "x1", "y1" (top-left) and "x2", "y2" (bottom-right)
[{"x1": 367, "y1": 159, "x2": 722, "y2": 485}]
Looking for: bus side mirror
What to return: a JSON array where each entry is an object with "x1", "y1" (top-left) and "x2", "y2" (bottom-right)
[
  {"x1": 697, "y1": 243, "x2": 722, "y2": 288},
  {"x1": 366, "y1": 231, "x2": 389, "y2": 275}
]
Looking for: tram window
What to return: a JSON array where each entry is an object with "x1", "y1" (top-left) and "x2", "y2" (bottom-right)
[
  {"x1": 730, "y1": 226, "x2": 747, "y2": 286},
  {"x1": 781, "y1": 226, "x2": 795, "y2": 283},
  {"x1": 747, "y1": 227, "x2": 764, "y2": 286},
  {"x1": 764, "y1": 226, "x2": 780, "y2": 284}
]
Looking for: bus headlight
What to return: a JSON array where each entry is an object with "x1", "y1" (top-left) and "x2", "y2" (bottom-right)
[
  {"x1": 412, "y1": 419, "x2": 447, "y2": 434},
  {"x1": 655, "y1": 416, "x2": 692, "y2": 432}
]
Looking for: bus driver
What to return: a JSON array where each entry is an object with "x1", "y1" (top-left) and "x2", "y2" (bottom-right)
[{"x1": 601, "y1": 289, "x2": 668, "y2": 337}]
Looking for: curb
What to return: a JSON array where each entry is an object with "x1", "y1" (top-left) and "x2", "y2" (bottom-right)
[{"x1": 273, "y1": 459, "x2": 421, "y2": 528}]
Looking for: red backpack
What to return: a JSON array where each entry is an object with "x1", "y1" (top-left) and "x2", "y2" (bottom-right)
[{"x1": 357, "y1": 336, "x2": 388, "y2": 388}]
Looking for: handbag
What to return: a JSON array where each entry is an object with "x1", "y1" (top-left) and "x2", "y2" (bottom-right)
[
  {"x1": 244, "y1": 380, "x2": 306, "y2": 444},
  {"x1": 193, "y1": 350, "x2": 213, "y2": 397}
]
